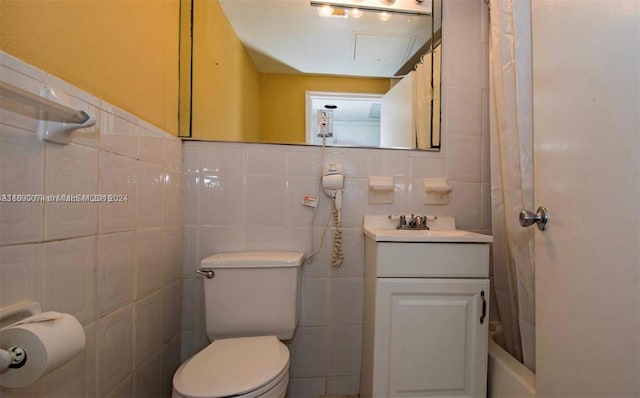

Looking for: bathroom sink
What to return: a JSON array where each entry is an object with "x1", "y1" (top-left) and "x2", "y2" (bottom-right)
[
  {"x1": 363, "y1": 215, "x2": 493, "y2": 243},
  {"x1": 363, "y1": 226, "x2": 493, "y2": 243}
]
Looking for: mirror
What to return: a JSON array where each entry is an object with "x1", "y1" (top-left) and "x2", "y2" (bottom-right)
[{"x1": 179, "y1": 0, "x2": 441, "y2": 151}]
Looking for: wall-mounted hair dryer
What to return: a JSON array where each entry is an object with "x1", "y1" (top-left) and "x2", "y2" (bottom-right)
[
  {"x1": 322, "y1": 162, "x2": 345, "y2": 211},
  {"x1": 321, "y1": 162, "x2": 345, "y2": 268}
]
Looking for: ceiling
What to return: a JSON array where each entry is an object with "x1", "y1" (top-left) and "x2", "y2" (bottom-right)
[{"x1": 218, "y1": 0, "x2": 433, "y2": 78}]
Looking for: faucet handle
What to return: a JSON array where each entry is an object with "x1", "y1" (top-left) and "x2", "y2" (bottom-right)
[{"x1": 389, "y1": 214, "x2": 408, "y2": 229}]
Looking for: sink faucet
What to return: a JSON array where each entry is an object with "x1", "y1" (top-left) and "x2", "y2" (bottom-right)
[
  {"x1": 390, "y1": 214, "x2": 435, "y2": 230},
  {"x1": 408, "y1": 214, "x2": 428, "y2": 229},
  {"x1": 388, "y1": 214, "x2": 437, "y2": 230}
]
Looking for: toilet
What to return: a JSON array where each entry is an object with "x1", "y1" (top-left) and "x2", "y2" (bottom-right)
[{"x1": 172, "y1": 251, "x2": 304, "y2": 398}]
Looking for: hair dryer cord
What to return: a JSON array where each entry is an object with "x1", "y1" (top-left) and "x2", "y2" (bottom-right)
[{"x1": 330, "y1": 203, "x2": 344, "y2": 268}]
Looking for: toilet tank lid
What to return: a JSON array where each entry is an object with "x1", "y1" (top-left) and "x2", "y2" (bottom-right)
[{"x1": 201, "y1": 251, "x2": 305, "y2": 268}]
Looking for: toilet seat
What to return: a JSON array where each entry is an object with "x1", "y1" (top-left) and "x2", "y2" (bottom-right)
[{"x1": 173, "y1": 335, "x2": 289, "y2": 398}]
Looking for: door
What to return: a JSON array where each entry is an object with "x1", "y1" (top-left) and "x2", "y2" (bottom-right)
[
  {"x1": 532, "y1": 1, "x2": 640, "y2": 396},
  {"x1": 373, "y1": 278, "x2": 489, "y2": 397},
  {"x1": 380, "y1": 73, "x2": 415, "y2": 148}
]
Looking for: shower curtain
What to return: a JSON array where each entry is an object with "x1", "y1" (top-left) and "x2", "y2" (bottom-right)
[{"x1": 489, "y1": 0, "x2": 536, "y2": 371}]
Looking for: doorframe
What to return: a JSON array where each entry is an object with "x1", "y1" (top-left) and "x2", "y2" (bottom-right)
[{"x1": 305, "y1": 91, "x2": 383, "y2": 145}]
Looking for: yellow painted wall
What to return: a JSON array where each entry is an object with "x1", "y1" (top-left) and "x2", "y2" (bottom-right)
[
  {"x1": 0, "y1": 0, "x2": 179, "y2": 135},
  {"x1": 258, "y1": 74, "x2": 390, "y2": 144},
  {"x1": 190, "y1": 0, "x2": 260, "y2": 141},
  {"x1": 179, "y1": 0, "x2": 193, "y2": 137},
  {"x1": 187, "y1": 1, "x2": 389, "y2": 143}
]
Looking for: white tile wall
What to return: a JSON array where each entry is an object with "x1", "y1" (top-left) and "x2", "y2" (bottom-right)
[
  {"x1": 97, "y1": 232, "x2": 134, "y2": 316},
  {"x1": 327, "y1": 279, "x2": 364, "y2": 325},
  {"x1": 0, "y1": 126, "x2": 44, "y2": 244},
  {"x1": 442, "y1": 0, "x2": 490, "y2": 237},
  {"x1": 134, "y1": 228, "x2": 163, "y2": 299},
  {"x1": 0, "y1": 244, "x2": 42, "y2": 307},
  {"x1": 299, "y1": 277, "x2": 328, "y2": 327},
  {"x1": 42, "y1": 237, "x2": 96, "y2": 325},
  {"x1": 133, "y1": 350, "x2": 163, "y2": 397},
  {"x1": 246, "y1": 226, "x2": 289, "y2": 251},
  {"x1": 160, "y1": 334, "x2": 183, "y2": 393},
  {"x1": 164, "y1": 138, "x2": 183, "y2": 172},
  {"x1": 162, "y1": 280, "x2": 183, "y2": 342},
  {"x1": 137, "y1": 162, "x2": 164, "y2": 228},
  {"x1": 180, "y1": 278, "x2": 203, "y2": 331},
  {"x1": 137, "y1": 122, "x2": 165, "y2": 166},
  {"x1": 327, "y1": 375, "x2": 360, "y2": 396},
  {"x1": 0, "y1": 62, "x2": 45, "y2": 134},
  {"x1": 97, "y1": 305, "x2": 133, "y2": 395},
  {"x1": 44, "y1": 141, "x2": 98, "y2": 240},
  {"x1": 288, "y1": 327, "x2": 328, "y2": 378},
  {"x1": 100, "y1": 104, "x2": 138, "y2": 159},
  {"x1": 246, "y1": 175, "x2": 287, "y2": 225},
  {"x1": 246, "y1": 145, "x2": 289, "y2": 175},
  {"x1": 286, "y1": 377, "x2": 327, "y2": 398},
  {"x1": 162, "y1": 226, "x2": 184, "y2": 285},
  {"x1": 164, "y1": 168, "x2": 184, "y2": 226},
  {"x1": 133, "y1": 291, "x2": 163, "y2": 367},
  {"x1": 0, "y1": 51, "x2": 183, "y2": 398},
  {"x1": 104, "y1": 376, "x2": 133, "y2": 398},
  {"x1": 199, "y1": 174, "x2": 245, "y2": 225},
  {"x1": 181, "y1": 2, "x2": 490, "y2": 394},
  {"x1": 98, "y1": 151, "x2": 137, "y2": 233},
  {"x1": 327, "y1": 325, "x2": 362, "y2": 376}
]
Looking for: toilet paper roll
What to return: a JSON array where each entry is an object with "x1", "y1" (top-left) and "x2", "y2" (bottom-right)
[{"x1": 0, "y1": 311, "x2": 85, "y2": 388}]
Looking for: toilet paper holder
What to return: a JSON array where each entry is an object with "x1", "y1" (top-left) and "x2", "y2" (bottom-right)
[
  {"x1": 0, "y1": 300, "x2": 86, "y2": 388},
  {"x1": 0, "y1": 346, "x2": 27, "y2": 371},
  {"x1": 0, "y1": 300, "x2": 42, "y2": 371}
]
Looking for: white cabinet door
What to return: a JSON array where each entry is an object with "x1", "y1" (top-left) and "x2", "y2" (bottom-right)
[{"x1": 372, "y1": 278, "x2": 489, "y2": 397}]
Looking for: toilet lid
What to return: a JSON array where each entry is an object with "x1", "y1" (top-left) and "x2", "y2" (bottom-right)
[{"x1": 173, "y1": 336, "x2": 289, "y2": 398}]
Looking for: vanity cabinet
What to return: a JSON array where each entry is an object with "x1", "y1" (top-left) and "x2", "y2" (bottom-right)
[{"x1": 361, "y1": 236, "x2": 491, "y2": 398}]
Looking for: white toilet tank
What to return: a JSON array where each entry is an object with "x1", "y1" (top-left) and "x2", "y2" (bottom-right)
[{"x1": 200, "y1": 251, "x2": 304, "y2": 340}]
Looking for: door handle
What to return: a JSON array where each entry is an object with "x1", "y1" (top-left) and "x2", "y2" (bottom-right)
[
  {"x1": 480, "y1": 291, "x2": 486, "y2": 324},
  {"x1": 519, "y1": 206, "x2": 549, "y2": 231}
]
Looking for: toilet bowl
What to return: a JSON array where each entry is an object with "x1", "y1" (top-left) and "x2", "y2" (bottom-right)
[
  {"x1": 172, "y1": 251, "x2": 304, "y2": 398},
  {"x1": 173, "y1": 336, "x2": 289, "y2": 398}
]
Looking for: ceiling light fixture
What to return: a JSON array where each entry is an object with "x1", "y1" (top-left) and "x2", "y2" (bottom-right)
[
  {"x1": 310, "y1": 0, "x2": 431, "y2": 16},
  {"x1": 349, "y1": 8, "x2": 364, "y2": 18},
  {"x1": 378, "y1": 11, "x2": 392, "y2": 21},
  {"x1": 316, "y1": 4, "x2": 349, "y2": 18},
  {"x1": 318, "y1": 5, "x2": 334, "y2": 16}
]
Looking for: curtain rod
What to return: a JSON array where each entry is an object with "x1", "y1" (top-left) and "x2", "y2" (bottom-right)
[{"x1": 394, "y1": 27, "x2": 442, "y2": 77}]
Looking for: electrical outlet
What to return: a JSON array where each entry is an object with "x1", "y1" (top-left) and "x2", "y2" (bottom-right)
[{"x1": 317, "y1": 109, "x2": 333, "y2": 137}]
